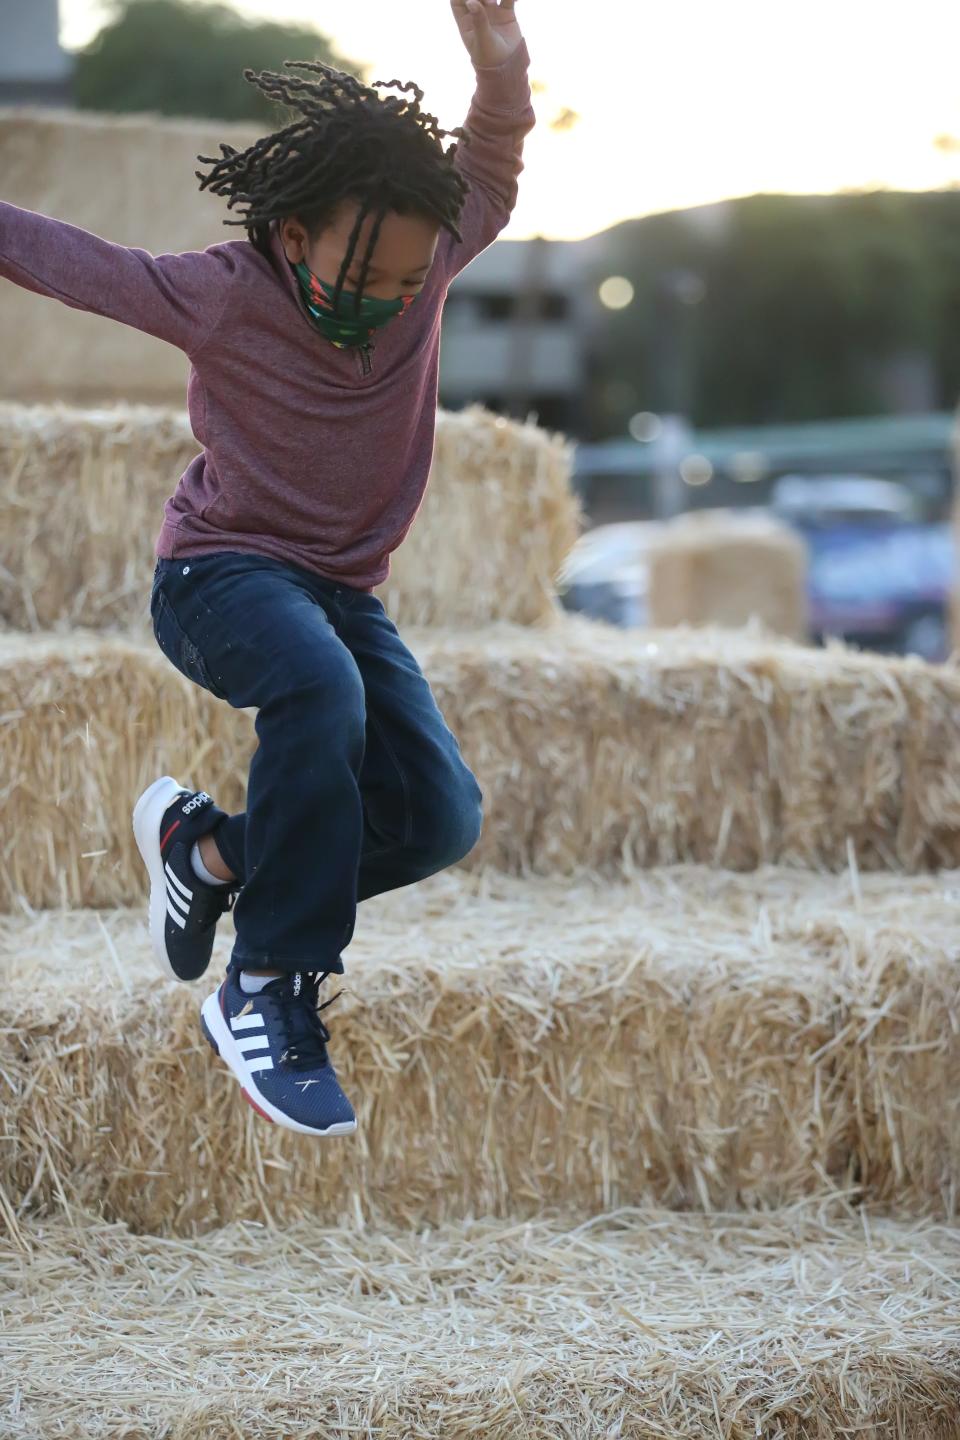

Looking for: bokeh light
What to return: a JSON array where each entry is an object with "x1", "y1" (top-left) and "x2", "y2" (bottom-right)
[
  {"x1": 598, "y1": 276, "x2": 635, "y2": 310},
  {"x1": 679, "y1": 454, "x2": 714, "y2": 487},
  {"x1": 629, "y1": 411, "x2": 663, "y2": 443},
  {"x1": 730, "y1": 450, "x2": 769, "y2": 483}
]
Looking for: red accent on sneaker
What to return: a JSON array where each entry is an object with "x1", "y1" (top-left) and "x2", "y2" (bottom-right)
[
  {"x1": 160, "y1": 818, "x2": 181, "y2": 852},
  {"x1": 242, "y1": 1088, "x2": 275, "y2": 1122}
]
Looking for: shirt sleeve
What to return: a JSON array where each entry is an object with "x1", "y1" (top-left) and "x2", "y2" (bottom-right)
[
  {"x1": 0, "y1": 200, "x2": 238, "y2": 356},
  {"x1": 438, "y1": 38, "x2": 537, "y2": 281}
]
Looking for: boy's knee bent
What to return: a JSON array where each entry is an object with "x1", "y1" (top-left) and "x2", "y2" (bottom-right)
[{"x1": 420, "y1": 769, "x2": 483, "y2": 871}]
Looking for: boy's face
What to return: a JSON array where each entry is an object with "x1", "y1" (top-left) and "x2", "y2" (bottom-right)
[{"x1": 281, "y1": 200, "x2": 440, "y2": 300}]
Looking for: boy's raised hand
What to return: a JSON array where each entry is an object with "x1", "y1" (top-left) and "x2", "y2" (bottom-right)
[{"x1": 450, "y1": 0, "x2": 524, "y2": 67}]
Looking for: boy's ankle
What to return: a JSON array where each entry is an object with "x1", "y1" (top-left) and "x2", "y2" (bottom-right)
[
  {"x1": 238, "y1": 967, "x2": 284, "y2": 994},
  {"x1": 198, "y1": 829, "x2": 236, "y2": 883}
]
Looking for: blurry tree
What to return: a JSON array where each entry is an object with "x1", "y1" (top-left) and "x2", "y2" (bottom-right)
[
  {"x1": 584, "y1": 190, "x2": 960, "y2": 435},
  {"x1": 73, "y1": 0, "x2": 361, "y2": 121}
]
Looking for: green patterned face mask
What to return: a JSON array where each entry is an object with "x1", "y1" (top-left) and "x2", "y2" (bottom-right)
[{"x1": 293, "y1": 259, "x2": 419, "y2": 349}]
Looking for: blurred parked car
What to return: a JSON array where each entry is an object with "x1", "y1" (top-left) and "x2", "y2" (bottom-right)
[
  {"x1": 561, "y1": 476, "x2": 955, "y2": 662},
  {"x1": 771, "y1": 474, "x2": 921, "y2": 527},
  {"x1": 770, "y1": 475, "x2": 952, "y2": 660},
  {"x1": 558, "y1": 521, "x2": 656, "y2": 627}
]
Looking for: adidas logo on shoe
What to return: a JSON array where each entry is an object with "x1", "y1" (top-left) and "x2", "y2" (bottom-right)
[{"x1": 181, "y1": 792, "x2": 212, "y2": 816}]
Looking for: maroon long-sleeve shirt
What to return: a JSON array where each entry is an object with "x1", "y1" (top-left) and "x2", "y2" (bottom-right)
[{"x1": 0, "y1": 40, "x2": 535, "y2": 589}]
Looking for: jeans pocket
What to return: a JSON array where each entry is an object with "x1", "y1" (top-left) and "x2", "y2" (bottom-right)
[{"x1": 152, "y1": 588, "x2": 229, "y2": 701}]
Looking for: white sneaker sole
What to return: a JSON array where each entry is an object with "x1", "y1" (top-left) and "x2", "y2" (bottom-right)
[
  {"x1": 200, "y1": 988, "x2": 358, "y2": 1138},
  {"x1": 132, "y1": 773, "x2": 192, "y2": 983}
]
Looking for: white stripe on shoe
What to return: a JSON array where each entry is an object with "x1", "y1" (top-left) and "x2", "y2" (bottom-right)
[
  {"x1": 165, "y1": 862, "x2": 193, "y2": 901},
  {"x1": 166, "y1": 884, "x2": 189, "y2": 917},
  {"x1": 231, "y1": 1013, "x2": 267, "y2": 1031},
  {"x1": 165, "y1": 896, "x2": 187, "y2": 929},
  {"x1": 247, "y1": 1055, "x2": 275, "y2": 1072},
  {"x1": 235, "y1": 1035, "x2": 272, "y2": 1054}
]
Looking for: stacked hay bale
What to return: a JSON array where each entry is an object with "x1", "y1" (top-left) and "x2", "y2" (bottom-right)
[
  {"x1": 648, "y1": 505, "x2": 810, "y2": 639},
  {"x1": 3, "y1": 405, "x2": 960, "y2": 1433},
  {"x1": 7, "y1": 1202, "x2": 959, "y2": 1438},
  {"x1": 0, "y1": 107, "x2": 260, "y2": 404},
  {"x1": 0, "y1": 400, "x2": 580, "y2": 632},
  {"x1": 3, "y1": 111, "x2": 960, "y2": 1429},
  {"x1": 4, "y1": 621, "x2": 960, "y2": 911},
  {"x1": 5, "y1": 868, "x2": 960, "y2": 1231},
  {"x1": 4, "y1": 873, "x2": 960, "y2": 1433}
]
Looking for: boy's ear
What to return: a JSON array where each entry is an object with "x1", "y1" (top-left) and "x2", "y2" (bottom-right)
[{"x1": 279, "y1": 218, "x2": 309, "y2": 264}]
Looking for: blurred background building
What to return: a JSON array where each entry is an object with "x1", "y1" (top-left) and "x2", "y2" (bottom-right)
[{"x1": 441, "y1": 236, "x2": 596, "y2": 436}]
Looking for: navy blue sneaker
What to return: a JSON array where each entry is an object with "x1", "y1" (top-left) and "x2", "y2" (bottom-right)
[
  {"x1": 199, "y1": 963, "x2": 357, "y2": 1136},
  {"x1": 132, "y1": 775, "x2": 240, "y2": 983}
]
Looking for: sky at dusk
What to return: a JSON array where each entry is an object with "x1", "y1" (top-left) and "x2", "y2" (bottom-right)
[{"x1": 60, "y1": 0, "x2": 960, "y2": 242}]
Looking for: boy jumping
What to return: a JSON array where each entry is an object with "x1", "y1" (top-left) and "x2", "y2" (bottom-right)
[{"x1": 0, "y1": 0, "x2": 534, "y2": 1135}]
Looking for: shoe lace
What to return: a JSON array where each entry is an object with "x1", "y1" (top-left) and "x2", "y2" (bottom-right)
[{"x1": 272, "y1": 970, "x2": 343, "y2": 1070}]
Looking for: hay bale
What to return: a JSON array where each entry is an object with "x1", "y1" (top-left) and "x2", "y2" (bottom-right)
[
  {"x1": 377, "y1": 404, "x2": 580, "y2": 627},
  {"x1": 0, "y1": 106, "x2": 260, "y2": 404},
  {"x1": 0, "y1": 401, "x2": 194, "y2": 633},
  {"x1": 648, "y1": 507, "x2": 809, "y2": 639},
  {"x1": 0, "y1": 401, "x2": 579, "y2": 632},
  {"x1": 3, "y1": 622, "x2": 960, "y2": 911},
  {"x1": 2, "y1": 868, "x2": 959, "y2": 1231},
  {"x1": 4, "y1": 1202, "x2": 960, "y2": 1438},
  {"x1": 0, "y1": 629, "x2": 244, "y2": 910}
]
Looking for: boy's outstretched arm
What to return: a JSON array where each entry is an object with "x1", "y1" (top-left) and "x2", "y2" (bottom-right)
[
  {"x1": 0, "y1": 200, "x2": 238, "y2": 357},
  {"x1": 441, "y1": 0, "x2": 536, "y2": 278}
]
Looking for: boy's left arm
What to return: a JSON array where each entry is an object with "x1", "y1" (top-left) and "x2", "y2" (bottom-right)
[{"x1": 440, "y1": 0, "x2": 536, "y2": 279}]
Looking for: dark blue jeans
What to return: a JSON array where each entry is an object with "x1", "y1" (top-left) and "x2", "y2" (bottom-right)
[{"x1": 150, "y1": 550, "x2": 483, "y2": 974}]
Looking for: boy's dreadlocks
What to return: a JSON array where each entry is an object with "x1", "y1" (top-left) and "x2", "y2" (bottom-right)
[{"x1": 195, "y1": 60, "x2": 472, "y2": 314}]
